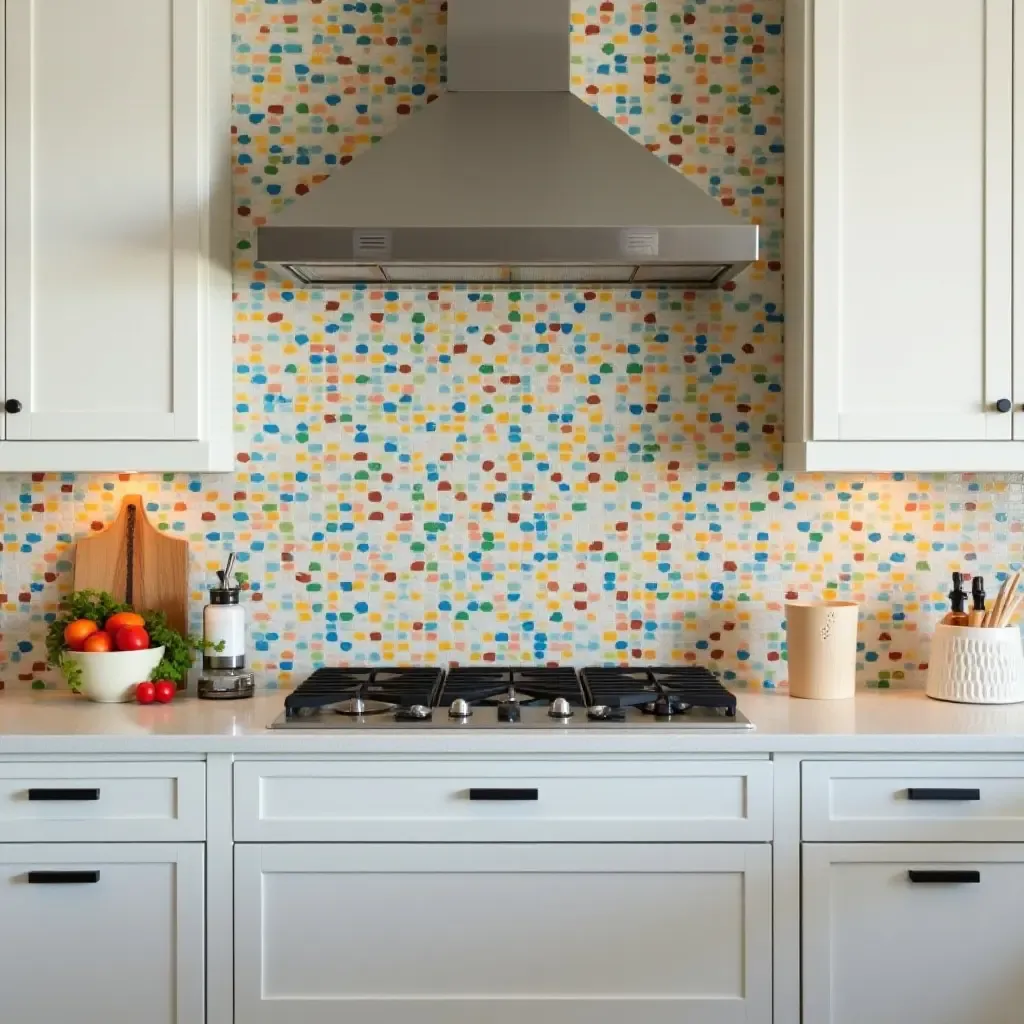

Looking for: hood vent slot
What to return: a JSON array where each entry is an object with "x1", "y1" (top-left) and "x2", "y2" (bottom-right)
[
  {"x1": 621, "y1": 230, "x2": 659, "y2": 258},
  {"x1": 353, "y1": 231, "x2": 393, "y2": 260}
]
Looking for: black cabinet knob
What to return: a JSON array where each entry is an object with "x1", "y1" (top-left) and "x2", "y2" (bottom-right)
[
  {"x1": 996, "y1": 398, "x2": 1013, "y2": 414},
  {"x1": 4, "y1": 398, "x2": 21, "y2": 414}
]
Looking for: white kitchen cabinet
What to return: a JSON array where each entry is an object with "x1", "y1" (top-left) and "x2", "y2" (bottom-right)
[
  {"x1": 0, "y1": 0, "x2": 232, "y2": 472},
  {"x1": 803, "y1": 843, "x2": 1024, "y2": 1024},
  {"x1": 235, "y1": 842, "x2": 773, "y2": 1024},
  {"x1": 0, "y1": 843, "x2": 205, "y2": 1024},
  {"x1": 784, "y1": 0, "x2": 1024, "y2": 471}
]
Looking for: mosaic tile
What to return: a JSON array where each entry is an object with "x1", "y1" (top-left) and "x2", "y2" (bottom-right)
[{"x1": 0, "y1": 1, "x2": 1020, "y2": 691}]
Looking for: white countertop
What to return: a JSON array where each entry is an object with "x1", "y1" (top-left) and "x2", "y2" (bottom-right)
[{"x1": 3, "y1": 688, "x2": 1024, "y2": 755}]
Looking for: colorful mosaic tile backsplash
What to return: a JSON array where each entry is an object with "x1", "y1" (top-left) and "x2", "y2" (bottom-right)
[{"x1": 1, "y1": 0, "x2": 1022, "y2": 691}]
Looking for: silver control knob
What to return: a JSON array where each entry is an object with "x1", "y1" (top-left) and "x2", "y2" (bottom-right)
[
  {"x1": 408, "y1": 705, "x2": 431, "y2": 719},
  {"x1": 548, "y1": 697, "x2": 573, "y2": 719},
  {"x1": 588, "y1": 705, "x2": 611, "y2": 719},
  {"x1": 449, "y1": 698, "x2": 472, "y2": 718}
]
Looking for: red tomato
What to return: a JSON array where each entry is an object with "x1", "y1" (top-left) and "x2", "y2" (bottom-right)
[
  {"x1": 105, "y1": 612, "x2": 145, "y2": 635},
  {"x1": 135, "y1": 682, "x2": 156, "y2": 705},
  {"x1": 153, "y1": 680, "x2": 176, "y2": 704},
  {"x1": 63, "y1": 619, "x2": 99, "y2": 651},
  {"x1": 82, "y1": 631, "x2": 115, "y2": 653},
  {"x1": 115, "y1": 626, "x2": 150, "y2": 652}
]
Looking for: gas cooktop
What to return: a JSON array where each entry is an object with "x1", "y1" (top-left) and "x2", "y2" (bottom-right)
[{"x1": 268, "y1": 666, "x2": 754, "y2": 730}]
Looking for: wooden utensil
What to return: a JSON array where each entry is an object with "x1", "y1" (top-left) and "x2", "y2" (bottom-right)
[
  {"x1": 73, "y1": 494, "x2": 189, "y2": 635},
  {"x1": 984, "y1": 570, "x2": 1021, "y2": 628},
  {"x1": 998, "y1": 593, "x2": 1024, "y2": 629}
]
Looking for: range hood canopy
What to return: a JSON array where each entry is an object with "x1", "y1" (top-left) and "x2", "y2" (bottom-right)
[{"x1": 257, "y1": 0, "x2": 759, "y2": 289}]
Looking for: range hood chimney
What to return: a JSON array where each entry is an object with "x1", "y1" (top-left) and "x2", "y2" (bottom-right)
[{"x1": 257, "y1": 0, "x2": 759, "y2": 288}]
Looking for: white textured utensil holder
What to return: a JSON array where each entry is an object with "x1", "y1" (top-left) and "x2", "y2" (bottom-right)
[
  {"x1": 926, "y1": 625, "x2": 1024, "y2": 704},
  {"x1": 785, "y1": 601, "x2": 859, "y2": 699}
]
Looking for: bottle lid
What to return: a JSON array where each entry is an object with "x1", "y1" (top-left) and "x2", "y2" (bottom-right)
[{"x1": 210, "y1": 587, "x2": 240, "y2": 605}]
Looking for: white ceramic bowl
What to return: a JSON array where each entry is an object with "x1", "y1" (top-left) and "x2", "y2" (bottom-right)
[{"x1": 62, "y1": 646, "x2": 166, "y2": 703}]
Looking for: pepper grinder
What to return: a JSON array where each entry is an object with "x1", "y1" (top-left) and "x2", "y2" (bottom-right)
[{"x1": 198, "y1": 553, "x2": 255, "y2": 700}]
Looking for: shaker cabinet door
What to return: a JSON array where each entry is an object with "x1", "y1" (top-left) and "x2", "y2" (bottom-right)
[
  {"x1": 812, "y1": 0, "x2": 1013, "y2": 442},
  {"x1": 803, "y1": 843, "x2": 1024, "y2": 1024},
  {"x1": 785, "y1": 0, "x2": 1024, "y2": 470},
  {"x1": 0, "y1": 0, "x2": 232, "y2": 470},
  {"x1": 0, "y1": 843, "x2": 205, "y2": 1024},
  {"x1": 235, "y1": 843, "x2": 773, "y2": 1024}
]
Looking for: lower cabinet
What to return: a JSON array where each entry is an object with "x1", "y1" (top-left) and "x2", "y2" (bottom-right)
[
  {"x1": 235, "y1": 842, "x2": 773, "y2": 1024},
  {"x1": 0, "y1": 844, "x2": 205, "y2": 1024},
  {"x1": 803, "y1": 843, "x2": 1024, "y2": 1024}
]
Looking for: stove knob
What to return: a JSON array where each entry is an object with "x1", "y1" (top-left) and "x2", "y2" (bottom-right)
[
  {"x1": 408, "y1": 705, "x2": 431, "y2": 719},
  {"x1": 497, "y1": 702, "x2": 521, "y2": 723},
  {"x1": 588, "y1": 705, "x2": 611, "y2": 720},
  {"x1": 548, "y1": 697, "x2": 573, "y2": 719},
  {"x1": 448, "y1": 698, "x2": 472, "y2": 719}
]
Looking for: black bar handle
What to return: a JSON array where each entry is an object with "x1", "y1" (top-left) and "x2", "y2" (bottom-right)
[
  {"x1": 27, "y1": 870, "x2": 101, "y2": 885},
  {"x1": 468, "y1": 788, "x2": 539, "y2": 802},
  {"x1": 907, "y1": 788, "x2": 981, "y2": 802},
  {"x1": 908, "y1": 870, "x2": 980, "y2": 884},
  {"x1": 27, "y1": 788, "x2": 100, "y2": 802}
]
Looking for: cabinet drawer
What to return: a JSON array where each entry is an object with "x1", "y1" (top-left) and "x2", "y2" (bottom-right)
[
  {"x1": 0, "y1": 763, "x2": 206, "y2": 842},
  {"x1": 803, "y1": 761, "x2": 1024, "y2": 841},
  {"x1": 234, "y1": 760, "x2": 773, "y2": 842}
]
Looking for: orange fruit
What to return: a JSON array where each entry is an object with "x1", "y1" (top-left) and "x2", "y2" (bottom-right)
[
  {"x1": 82, "y1": 631, "x2": 115, "y2": 653},
  {"x1": 64, "y1": 619, "x2": 99, "y2": 651},
  {"x1": 105, "y1": 611, "x2": 145, "y2": 634}
]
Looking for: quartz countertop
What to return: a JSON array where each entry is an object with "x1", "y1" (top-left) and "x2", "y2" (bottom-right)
[{"x1": 2, "y1": 688, "x2": 1024, "y2": 755}]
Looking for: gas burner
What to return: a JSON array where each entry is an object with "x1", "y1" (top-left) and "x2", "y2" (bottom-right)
[
  {"x1": 581, "y1": 666, "x2": 739, "y2": 717},
  {"x1": 332, "y1": 697, "x2": 398, "y2": 716},
  {"x1": 438, "y1": 667, "x2": 584, "y2": 709},
  {"x1": 284, "y1": 667, "x2": 445, "y2": 718}
]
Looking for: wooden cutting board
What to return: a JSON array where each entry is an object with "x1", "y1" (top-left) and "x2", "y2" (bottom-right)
[{"x1": 73, "y1": 494, "x2": 189, "y2": 635}]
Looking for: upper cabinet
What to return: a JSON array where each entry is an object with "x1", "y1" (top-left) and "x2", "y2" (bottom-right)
[
  {"x1": 785, "y1": 0, "x2": 1024, "y2": 472},
  {"x1": 0, "y1": 0, "x2": 232, "y2": 472}
]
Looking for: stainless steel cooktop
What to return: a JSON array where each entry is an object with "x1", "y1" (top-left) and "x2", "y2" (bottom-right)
[{"x1": 268, "y1": 666, "x2": 754, "y2": 731}]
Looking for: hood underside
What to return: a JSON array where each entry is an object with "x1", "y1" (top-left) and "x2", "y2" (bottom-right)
[{"x1": 257, "y1": 0, "x2": 759, "y2": 289}]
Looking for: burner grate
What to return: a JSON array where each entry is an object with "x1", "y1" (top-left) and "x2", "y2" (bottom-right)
[
  {"x1": 581, "y1": 666, "x2": 737, "y2": 715},
  {"x1": 438, "y1": 667, "x2": 584, "y2": 707},
  {"x1": 284, "y1": 667, "x2": 444, "y2": 717}
]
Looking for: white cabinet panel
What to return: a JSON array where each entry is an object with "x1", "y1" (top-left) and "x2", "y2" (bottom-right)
[
  {"x1": 0, "y1": 843, "x2": 204, "y2": 1024},
  {"x1": 803, "y1": 843, "x2": 1024, "y2": 1024},
  {"x1": 785, "y1": 0, "x2": 1022, "y2": 470},
  {"x1": 234, "y1": 759, "x2": 773, "y2": 842},
  {"x1": 235, "y1": 843, "x2": 773, "y2": 1024},
  {"x1": 0, "y1": 0, "x2": 232, "y2": 469}
]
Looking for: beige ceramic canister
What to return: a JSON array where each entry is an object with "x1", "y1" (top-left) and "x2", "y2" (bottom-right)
[{"x1": 785, "y1": 601, "x2": 859, "y2": 699}]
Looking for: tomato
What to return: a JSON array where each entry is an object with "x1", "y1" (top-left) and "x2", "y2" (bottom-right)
[
  {"x1": 135, "y1": 682, "x2": 156, "y2": 705},
  {"x1": 63, "y1": 619, "x2": 99, "y2": 651},
  {"x1": 82, "y1": 630, "x2": 115, "y2": 653},
  {"x1": 115, "y1": 626, "x2": 150, "y2": 652},
  {"x1": 105, "y1": 611, "x2": 145, "y2": 635},
  {"x1": 153, "y1": 680, "x2": 176, "y2": 704}
]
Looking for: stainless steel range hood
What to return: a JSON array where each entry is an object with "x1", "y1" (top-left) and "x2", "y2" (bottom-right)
[{"x1": 257, "y1": 0, "x2": 759, "y2": 289}]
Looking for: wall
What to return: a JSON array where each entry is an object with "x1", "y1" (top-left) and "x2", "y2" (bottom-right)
[{"x1": 0, "y1": 0, "x2": 1019, "y2": 691}]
